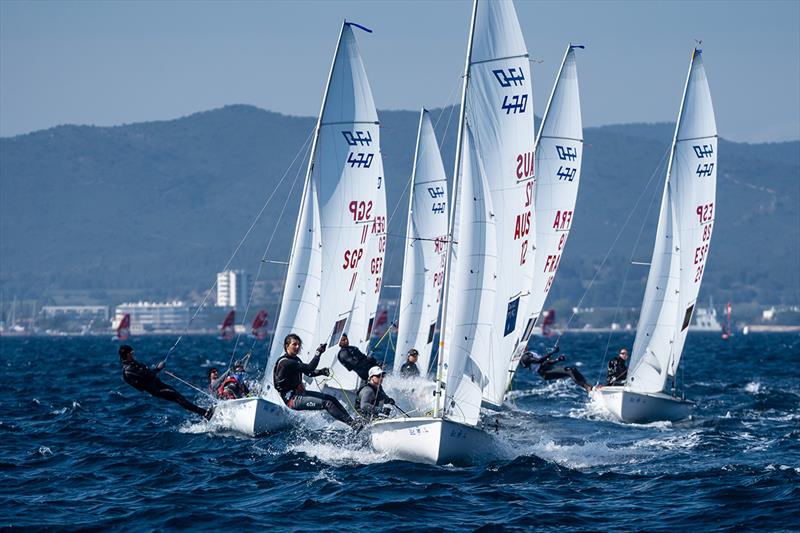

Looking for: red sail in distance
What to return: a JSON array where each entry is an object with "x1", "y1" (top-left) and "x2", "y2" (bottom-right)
[
  {"x1": 220, "y1": 310, "x2": 236, "y2": 340},
  {"x1": 117, "y1": 313, "x2": 131, "y2": 341},
  {"x1": 251, "y1": 310, "x2": 268, "y2": 340},
  {"x1": 541, "y1": 309, "x2": 556, "y2": 337}
]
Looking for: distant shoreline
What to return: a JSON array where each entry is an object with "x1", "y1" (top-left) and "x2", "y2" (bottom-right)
[{"x1": 3, "y1": 325, "x2": 800, "y2": 338}]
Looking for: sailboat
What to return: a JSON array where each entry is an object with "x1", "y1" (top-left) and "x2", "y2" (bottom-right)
[
  {"x1": 721, "y1": 302, "x2": 732, "y2": 340},
  {"x1": 112, "y1": 313, "x2": 131, "y2": 342},
  {"x1": 503, "y1": 43, "x2": 584, "y2": 398},
  {"x1": 219, "y1": 309, "x2": 235, "y2": 340},
  {"x1": 370, "y1": 0, "x2": 535, "y2": 464},
  {"x1": 393, "y1": 109, "x2": 449, "y2": 376},
  {"x1": 209, "y1": 20, "x2": 383, "y2": 436},
  {"x1": 593, "y1": 48, "x2": 717, "y2": 423},
  {"x1": 250, "y1": 310, "x2": 268, "y2": 341}
]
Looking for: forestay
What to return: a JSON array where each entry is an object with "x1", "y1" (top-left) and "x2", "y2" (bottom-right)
[
  {"x1": 628, "y1": 49, "x2": 717, "y2": 393},
  {"x1": 508, "y1": 44, "x2": 584, "y2": 388},
  {"x1": 441, "y1": 0, "x2": 536, "y2": 421},
  {"x1": 395, "y1": 109, "x2": 449, "y2": 375}
]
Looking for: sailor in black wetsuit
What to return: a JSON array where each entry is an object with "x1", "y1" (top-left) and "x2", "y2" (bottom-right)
[
  {"x1": 273, "y1": 333, "x2": 357, "y2": 429},
  {"x1": 118, "y1": 345, "x2": 213, "y2": 420},
  {"x1": 336, "y1": 333, "x2": 379, "y2": 382},
  {"x1": 606, "y1": 348, "x2": 629, "y2": 386},
  {"x1": 520, "y1": 345, "x2": 593, "y2": 393},
  {"x1": 357, "y1": 366, "x2": 395, "y2": 420},
  {"x1": 399, "y1": 349, "x2": 421, "y2": 378}
]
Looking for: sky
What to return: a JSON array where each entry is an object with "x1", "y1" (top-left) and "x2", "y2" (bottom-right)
[{"x1": 1, "y1": 0, "x2": 798, "y2": 143}]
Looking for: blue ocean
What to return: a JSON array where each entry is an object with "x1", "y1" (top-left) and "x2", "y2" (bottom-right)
[{"x1": 2, "y1": 332, "x2": 798, "y2": 530}]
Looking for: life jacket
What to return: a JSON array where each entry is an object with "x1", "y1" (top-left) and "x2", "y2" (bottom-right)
[{"x1": 218, "y1": 376, "x2": 244, "y2": 399}]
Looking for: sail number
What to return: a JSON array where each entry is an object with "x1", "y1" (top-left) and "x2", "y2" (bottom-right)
[
  {"x1": 343, "y1": 248, "x2": 363, "y2": 269},
  {"x1": 694, "y1": 202, "x2": 714, "y2": 282},
  {"x1": 349, "y1": 200, "x2": 373, "y2": 222}
]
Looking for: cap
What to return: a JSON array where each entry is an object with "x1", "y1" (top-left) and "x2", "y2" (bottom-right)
[
  {"x1": 341, "y1": 333, "x2": 348, "y2": 338},
  {"x1": 368, "y1": 366, "x2": 385, "y2": 379},
  {"x1": 407, "y1": 348, "x2": 419, "y2": 357},
  {"x1": 233, "y1": 360, "x2": 245, "y2": 370}
]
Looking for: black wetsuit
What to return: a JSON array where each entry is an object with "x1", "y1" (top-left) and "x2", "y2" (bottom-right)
[
  {"x1": 520, "y1": 351, "x2": 591, "y2": 391},
  {"x1": 337, "y1": 345, "x2": 379, "y2": 381},
  {"x1": 606, "y1": 355, "x2": 628, "y2": 386},
  {"x1": 273, "y1": 350, "x2": 354, "y2": 427},
  {"x1": 400, "y1": 361, "x2": 420, "y2": 378},
  {"x1": 356, "y1": 382, "x2": 393, "y2": 419},
  {"x1": 122, "y1": 359, "x2": 210, "y2": 419}
]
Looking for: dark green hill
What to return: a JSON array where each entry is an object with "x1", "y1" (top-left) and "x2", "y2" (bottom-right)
[{"x1": 1, "y1": 105, "x2": 797, "y2": 308}]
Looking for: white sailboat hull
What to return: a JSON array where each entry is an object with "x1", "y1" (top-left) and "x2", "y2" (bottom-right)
[
  {"x1": 210, "y1": 397, "x2": 294, "y2": 436},
  {"x1": 369, "y1": 416, "x2": 496, "y2": 465},
  {"x1": 593, "y1": 386, "x2": 693, "y2": 424}
]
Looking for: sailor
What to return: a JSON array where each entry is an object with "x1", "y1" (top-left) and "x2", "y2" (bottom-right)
[
  {"x1": 399, "y1": 348, "x2": 421, "y2": 378},
  {"x1": 606, "y1": 348, "x2": 629, "y2": 386},
  {"x1": 218, "y1": 360, "x2": 250, "y2": 399},
  {"x1": 273, "y1": 333, "x2": 358, "y2": 429},
  {"x1": 336, "y1": 333, "x2": 379, "y2": 382},
  {"x1": 118, "y1": 345, "x2": 213, "y2": 420},
  {"x1": 520, "y1": 345, "x2": 593, "y2": 393},
  {"x1": 357, "y1": 366, "x2": 396, "y2": 420},
  {"x1": 207, "y1": 367, "x2": 223, "y2": 398}
]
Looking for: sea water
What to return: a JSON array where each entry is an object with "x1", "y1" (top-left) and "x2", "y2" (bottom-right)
[{"x1": 1, "y1": 332, "x2": 798, "y2": 530}]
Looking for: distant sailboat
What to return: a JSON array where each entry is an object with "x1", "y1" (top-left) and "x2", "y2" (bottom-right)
[
  {"x1": 370, "y1": 0, "x2": 534, "y2": 464},
  {"x1": 219, "y1": 310, "x2": 235, "y2": 340},
  {"x1": 250, "y1": 310, "x2": 268, "y2": 341},
  {"x1": 394, "y1": 109, "x2": 449, "y2": 376},
  {"x1": 721, "y1": 302, "x2": 732, "y2": 340},
  {"x1": 209, "y1": 20, "x2": 382, "y2": 435},
  {"x1": 112, "y1": 313, "x2": 131, "y2": 342},
  {"x1": 593, "y1": 48, "x2": 717, "y2": 423}
]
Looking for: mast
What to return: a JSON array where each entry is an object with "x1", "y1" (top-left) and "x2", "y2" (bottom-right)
[{"x1": 434, "y1": 0, "x2": 479, "y2": 418}]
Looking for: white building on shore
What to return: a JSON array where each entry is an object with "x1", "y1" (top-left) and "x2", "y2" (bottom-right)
[
  {"x1": 216, "y1": 270, "x2": 250, "y2": 309},
  {"x1": 113, "y1": 301, "x2": 189, "y2": 333}
]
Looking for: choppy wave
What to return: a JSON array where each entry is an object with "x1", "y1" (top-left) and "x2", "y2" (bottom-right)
[{"x1": 1, "y1": 333, "x2": 798, "y2": 529}]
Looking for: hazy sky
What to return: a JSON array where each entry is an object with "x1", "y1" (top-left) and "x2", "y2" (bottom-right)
[{"x1": 1, "y1": 0, "x2": 798, "y2": 143}]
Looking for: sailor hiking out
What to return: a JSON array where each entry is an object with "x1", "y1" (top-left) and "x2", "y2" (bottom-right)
[
  {"x1": 118, "y1": 344, "x2": 213, "y2": 420},
  {"x1": 273, "y1": 333, "x2": 358, "y2": 429}
]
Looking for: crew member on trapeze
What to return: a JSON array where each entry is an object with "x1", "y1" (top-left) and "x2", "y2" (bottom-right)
[
  {"x1": 118, "y1": 345, "x2": 213, "y2": 420},
  {"x1": 519, "y1": 345, "x2": 593, "y2": 393},
  {"x1": 336, "y1": 332, "x2": 380, "y2": 382},
  {"x1": 273, "y1": 333, "x2": 359, "y2": 430}
]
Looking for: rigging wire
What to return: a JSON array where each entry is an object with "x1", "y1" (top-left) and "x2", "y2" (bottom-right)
[
  {"x1": 559, "y1": 144, "x2": 673, "y2": 346},
  {"x1": 596, "y1": 155, "x2": 666, "y2": 382},
  {"x1": 161, "y1": 127, "x2": 316, "y2": 364},
  {"x1": 227, "y1": 130, "x2": 315, "y2": 373}
]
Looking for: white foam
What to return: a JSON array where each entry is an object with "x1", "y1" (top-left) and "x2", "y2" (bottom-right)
[
  {"x1": 744, "y1": 381, "x2": 761, "y2": 393},
  {"x1": 38, "y1": 446, "x2": 53, "y2": 456}
]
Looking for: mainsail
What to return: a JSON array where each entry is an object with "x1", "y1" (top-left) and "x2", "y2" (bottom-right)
[
  {"x1": 264, "y1": 22, "x2": 381, "y2": 385},
  {"x1": 439, "y1": 0, "x2": 536, "y2": 420},
  {"x1": 506, "y1": 44, "x2": 584, "y2": 390},
  {"x1": 395, "y1": 109, "x2": 449, "y2": 375},
  {"x1": 627, "y1": 49, "x2": 717, "y2": 394}
]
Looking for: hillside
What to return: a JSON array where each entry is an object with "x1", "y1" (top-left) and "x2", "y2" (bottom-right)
[{"x1": 1, "y1": 105, "x2": 798, "y2": 309}]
